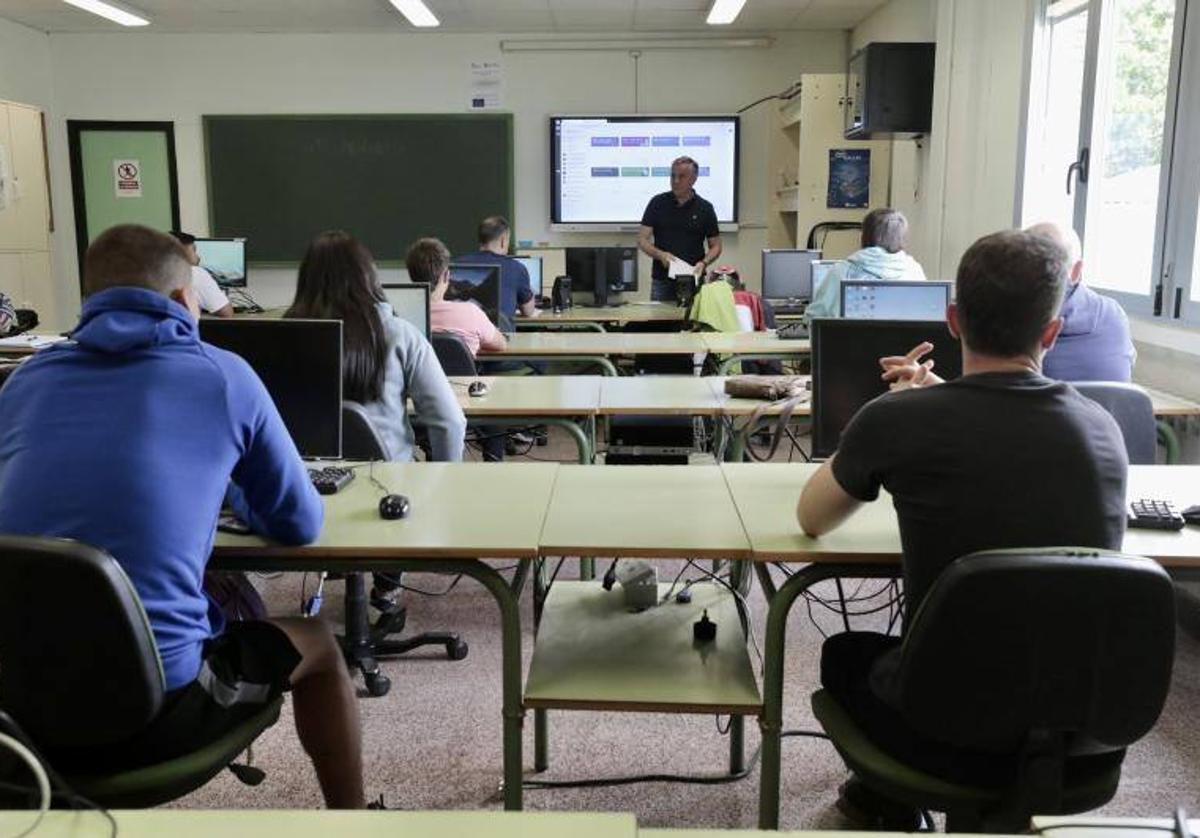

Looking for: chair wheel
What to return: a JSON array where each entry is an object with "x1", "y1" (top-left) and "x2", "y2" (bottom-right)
[
  {"x1": 365, "y1": 673, "x2": 391, "y2": 697},
  {"x1": 448, "y1": 640, "x2": 469, "y2": 661}
]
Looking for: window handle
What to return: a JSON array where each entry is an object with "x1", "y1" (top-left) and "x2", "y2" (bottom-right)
[{"x1": 1066, "y1": 147, "x2": 1090, "y2": 195}]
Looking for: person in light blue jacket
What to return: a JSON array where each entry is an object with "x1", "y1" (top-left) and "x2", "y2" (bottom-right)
[
  {"x1": 1027, "y1": 221, "x2": 1136, "y2": 382},
  {"x1": 805, "y1": 208, "x2": 927, "y2": 323}
]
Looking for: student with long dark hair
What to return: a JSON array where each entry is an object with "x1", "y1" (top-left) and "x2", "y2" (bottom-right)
[{"x1": 286, "y1": 230, "x2": 465, "y2": 463}]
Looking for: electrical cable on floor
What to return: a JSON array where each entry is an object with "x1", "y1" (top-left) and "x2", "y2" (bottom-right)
[
  {"x1": 524, "y1": 728, "x2": 834, "y2": 791},
  {"x1": 523, "y1": 744, "x2": 764, "y2": 789}
]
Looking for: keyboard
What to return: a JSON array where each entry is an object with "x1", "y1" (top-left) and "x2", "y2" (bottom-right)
[
  {"x1": 308, "y1": 466, "x2": 355, "y2": 495},
  {"x1": 766, "y1": 299, "x2": 807, "y2": 316},
  {"x1": 1128, "y1": 498, "x2": 1185, "y2": 531},
  {"x1": 776, "y1": 321, "x2": 809, "y2": 340}
]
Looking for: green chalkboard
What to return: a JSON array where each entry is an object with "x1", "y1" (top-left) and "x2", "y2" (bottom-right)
[{"x1": 204, "y1": 114, "x2": 513, "y2": 264}]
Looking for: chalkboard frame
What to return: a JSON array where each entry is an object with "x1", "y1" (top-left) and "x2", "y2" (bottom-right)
[{"x1": 202, "y1": 113, "x2": 515, "y2": 267}]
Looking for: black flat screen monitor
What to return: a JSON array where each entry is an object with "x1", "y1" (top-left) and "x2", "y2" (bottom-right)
[
  {"x1": 200, "y1": 318, "x2": 343, "y2": 459},
  {"x1": 446, "y1": 262, "x2": 503, "y2": 329},
  {"x1": 566, "y1": 247, "x2": 638, "y2": 305},
  {"x1": 762, "y1": 249, "x2": 821, "y2": 302},
  {"x1": 811, "y1": 318, "x2": 962, "y2": 460},
  {"x1": 513, "y1": 255, "x2": 543, "y2": 299},
  {"x1": 841, "y1": 280, "x2": 951, "y2": 321},
  {"x1": 381, "y1": 283, "x2": 431, "y2": 339},
  {"x1": 193, "y1": 237, "x2": 247, "y2": 288}
]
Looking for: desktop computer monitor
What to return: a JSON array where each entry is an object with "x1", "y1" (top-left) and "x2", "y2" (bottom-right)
[
  {"x1": 513, "y1": 255, "x2": 543, "y2": 299},
  {"x1": 199, "y1": 318, "x2": 343, "y2": 459},
  {"x1": 811, "y1": 318, "x2": 962, "y2": 460},
  {"x1": 761, "y1": 249, "x2": 821, "y2": 303},
  {"x1": 446, "y1": 262, "x2": 503, "y2": 329},
  {"x1": 841, "y1": 280, "x2": 951, "y2": 321},
  {"x1": 566, "y1": 246, "x2": 638, "y2": 306},
  {"x1": 194, "y1": 238, "x2": 247, "y2": 288},
  {"x1": 381, "y1": 283, "x2": 431, "y2": 339}
]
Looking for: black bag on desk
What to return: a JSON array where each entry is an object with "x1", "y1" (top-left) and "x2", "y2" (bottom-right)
[{"x1": 551, "y1": 276, "x2": 573, "y2": 312}]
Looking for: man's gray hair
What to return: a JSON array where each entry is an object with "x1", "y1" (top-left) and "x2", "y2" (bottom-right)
[
  {"x1": 672, "y1": 156, "x2": 699, "y2": 176},
  {"x1": 861, "y1": 208, "x2": 909, "y2": 254}
]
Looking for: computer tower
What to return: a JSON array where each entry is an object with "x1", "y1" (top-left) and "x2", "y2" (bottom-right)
[{"x1": 605, "y1": 415, "x2": 694, "y2": 465}]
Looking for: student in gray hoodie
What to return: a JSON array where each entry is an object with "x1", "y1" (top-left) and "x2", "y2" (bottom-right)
[
  {"x1": 805, "y1": 208, "x2": 928, "y2": 322},
  {"x1": 286, "y1": 230, "x2": 467, "y2": 608}
]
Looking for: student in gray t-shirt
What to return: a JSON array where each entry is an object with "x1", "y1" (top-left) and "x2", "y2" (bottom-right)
[{"x1": 796, "y1": 230, "x2": 1128, "y2": 825}]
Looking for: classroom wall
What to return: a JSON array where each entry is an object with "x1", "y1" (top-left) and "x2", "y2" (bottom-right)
[
  {"x1": 0, "y1": 17, "x2": 53, "y2": 110},
  {"x1": 850, "y1": 0, "x2": 1034, "y2": 279},
  {"x1": 40, "y1": 30, "x2": 845, "y2": 319}
]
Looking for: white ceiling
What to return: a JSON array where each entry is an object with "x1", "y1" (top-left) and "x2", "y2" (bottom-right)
[{"x1": 0, "y1": 0, "x2": 890, "y2": 34}]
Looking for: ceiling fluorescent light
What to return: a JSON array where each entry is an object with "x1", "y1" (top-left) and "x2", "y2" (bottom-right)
[
  {"x1": 707, "y1": 0, "x2": 748, "y2": 25},
  {"x1": 62, "y1": 0, "x2": 150, "y2": 27},
  {"x1": 388, "y1": 0, "x2": 439, "y2": 28},
  {"x1": 501, "y1": 37, "x2": 771, "y2": 52}
]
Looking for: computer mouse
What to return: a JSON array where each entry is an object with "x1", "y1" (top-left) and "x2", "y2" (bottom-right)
[
  {"x1": 1183, "y1": 505, "x2": 1200, "y2": 525},
  {"x1": 378, "y1": 494, "x2": 410, "y2": 520},
  {"x1": 468, "y1": 380, "x2": 489, "y2": 397}
]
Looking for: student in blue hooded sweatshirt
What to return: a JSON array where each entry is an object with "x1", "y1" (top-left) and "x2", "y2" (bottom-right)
[
  {"x1": 1027, "y1": 220, "x2": 1136, "y2": 382},
  {"x1": 805, "y1": 208, "x2": 928, "y2": 323},
  {"x1": 0, "y1": 225, "x2": 364, "y2": 808}
]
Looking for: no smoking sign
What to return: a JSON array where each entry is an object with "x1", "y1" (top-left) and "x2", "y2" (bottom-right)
[{"x1": 114, "y1": 158, "x2": 143, "y2": 198}]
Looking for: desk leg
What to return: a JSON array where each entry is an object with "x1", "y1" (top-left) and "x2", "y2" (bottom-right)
[
  {"x1": 757, "y1": 563, "x2": 900, "y2": 830},
  {"x1": 1158, "y1": 420, "x2": 1181, "y2": 464},
  {"x1": 451, "y1": 559, "x2": 529, "y2": 810},
  {"x1": 730, "y1": 714, "x2": 745, "y2": 774},
  {"x1": 532, "y1": 557, "x2": 551, "y2": 772}
]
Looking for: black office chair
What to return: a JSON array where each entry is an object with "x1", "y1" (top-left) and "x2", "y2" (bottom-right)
[
  {"x1": 338, "y1": 402, "x2": 467, "y2": 698},
  {"x1": 0, "y1": 535, "x2": 280, "y2": 807},
  {"x1": 431, "y1": 331, "x2": 478, "y2": 377},
  {"x1": 813, "y1": 549, "x2": 1175, "y2": 832},
  {"x1": 429, "y1": 331, "x2": 511, "y2": 461},
  {"x1": 1073, "y1": 381, "x2": 1157, "y2": 465}
]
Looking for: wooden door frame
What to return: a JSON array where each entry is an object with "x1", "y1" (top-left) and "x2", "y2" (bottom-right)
[{"x1": 67, "y1": 120, "x2": 181, "y2": 288}]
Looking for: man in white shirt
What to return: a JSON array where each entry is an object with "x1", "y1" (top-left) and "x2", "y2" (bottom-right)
[{"x1": 170, "y1": 231, "x2": 234, "y2": 318}]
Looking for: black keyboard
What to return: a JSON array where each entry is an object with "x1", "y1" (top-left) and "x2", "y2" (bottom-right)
[
  {"x1": 308, "y1": 466, "x2": 354, "y2": 495},
  {"x1": 767, "y1": 299, "x2": 806, "y2": 316},
  {"x1": 776, "y1": 321, "x2": 809, "y2": 340},
  {"x1": 1128, "y1": 498, "x2": 1185, "y2": 531}
]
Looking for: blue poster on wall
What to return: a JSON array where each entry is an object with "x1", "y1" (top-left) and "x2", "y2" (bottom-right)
[{"x1": 827, "y1": 149, "x2": 870, "y2": 209}]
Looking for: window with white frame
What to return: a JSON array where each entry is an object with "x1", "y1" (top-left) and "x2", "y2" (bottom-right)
[{"x1": 1022, "y1": 0, "x2": 1198, "y2": 323}]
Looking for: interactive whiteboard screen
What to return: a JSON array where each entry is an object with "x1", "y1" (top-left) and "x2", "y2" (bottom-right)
[{"x1": 551, "y1": 116, "x2": 739, "y2": 225}]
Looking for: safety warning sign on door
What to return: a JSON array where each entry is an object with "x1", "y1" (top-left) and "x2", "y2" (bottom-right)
[{"x1": 114, "y1": 159, "x2": 142, "y2": 198}]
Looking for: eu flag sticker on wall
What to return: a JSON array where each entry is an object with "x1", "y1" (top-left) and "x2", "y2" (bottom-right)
[{"x1": 827, "y1": 149, "x2": 870, "y2": 209}]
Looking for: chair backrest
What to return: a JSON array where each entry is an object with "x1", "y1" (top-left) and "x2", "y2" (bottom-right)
[
  {"x1": 430, "y1": 331, "x2": 477, "y2": 377},
  {"x1": 1073, "y1": 382, "x2": 1157, "y2": 465},
  {"x1": 0, "y1": 535, "x2": 164, "y2": 749},
  {"x1": 898, "y1": 549, "x2": 1174, "y2": 756},
  {"x1": 342, "y1": 400, "x2": 390, "y2": 461}
]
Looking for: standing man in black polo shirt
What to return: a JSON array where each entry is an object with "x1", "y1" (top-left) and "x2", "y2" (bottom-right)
[{"x1": 637, "y1": 156, "x2": 722, "y2": 302}]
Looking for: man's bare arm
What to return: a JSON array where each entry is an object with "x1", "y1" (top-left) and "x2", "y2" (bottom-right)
[{"x1": 796, "y1": 457, "x2": 862, "y2": 536}]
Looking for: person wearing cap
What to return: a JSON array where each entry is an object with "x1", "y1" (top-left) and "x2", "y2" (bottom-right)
[{"x1": 170, "y1": 231, "x2": 234, "y2": 318}]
